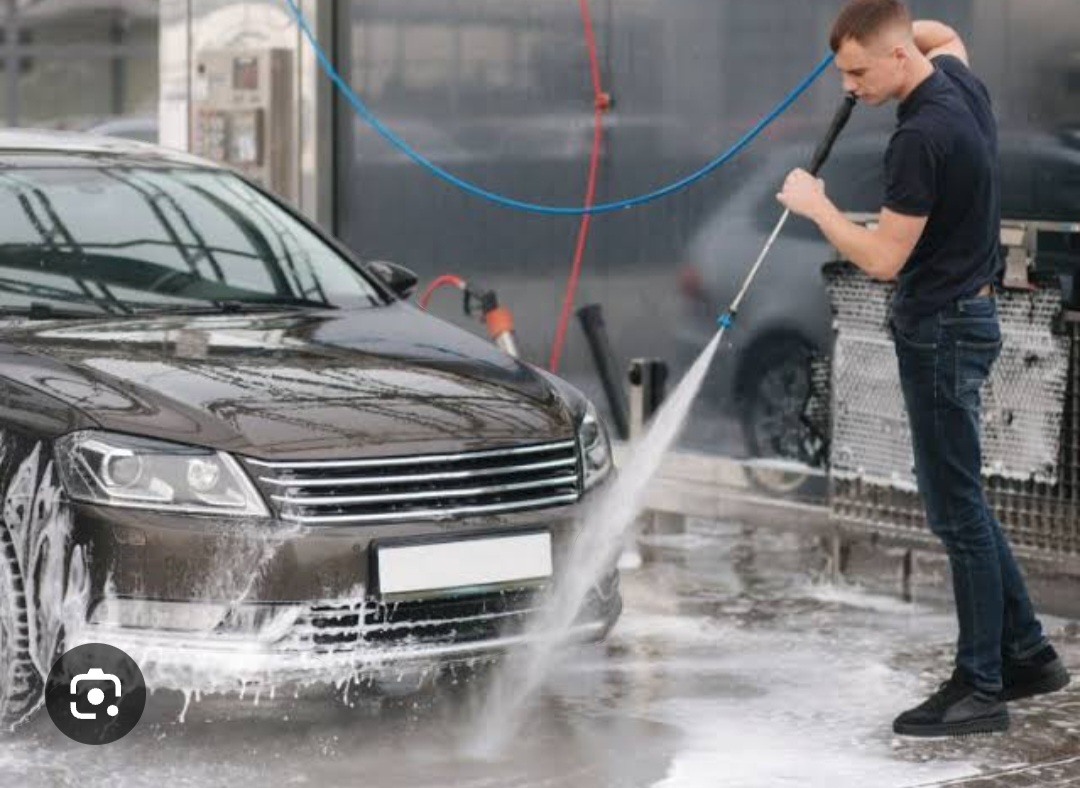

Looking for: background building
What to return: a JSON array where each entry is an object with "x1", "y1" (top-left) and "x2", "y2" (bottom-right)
[
  {"x1": 0, "y1": 0, "x2": 158, "y2": 133},
  {"x1": 6, "y1": 0, "x2": 1078, "y2": 456}
]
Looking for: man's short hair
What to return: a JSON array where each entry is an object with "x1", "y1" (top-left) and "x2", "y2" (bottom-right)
[{"x1": 829, "y1": 0, "x2": 912, "y2": 53}]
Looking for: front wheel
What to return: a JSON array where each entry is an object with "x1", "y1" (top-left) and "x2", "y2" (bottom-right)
[{"x1": 0, "y1": 525, "x2": 44, "y2": 730}]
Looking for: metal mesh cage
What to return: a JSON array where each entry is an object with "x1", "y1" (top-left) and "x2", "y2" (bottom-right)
[
  {"x1": 824, "y1": 264, "x2": 1069, "y2": 486},
  {"x1": 824, "y1": 263, "x2": 1080, "y2": 561}
]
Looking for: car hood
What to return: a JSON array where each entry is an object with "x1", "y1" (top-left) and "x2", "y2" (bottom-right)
[{"x1": 0, "y1": 304, "x2": 575, "y2": 460}]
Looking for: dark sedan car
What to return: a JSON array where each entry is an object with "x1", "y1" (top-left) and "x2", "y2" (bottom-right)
[{"x1": 0, "y1": 130, "x2": 620, "y2": 727}]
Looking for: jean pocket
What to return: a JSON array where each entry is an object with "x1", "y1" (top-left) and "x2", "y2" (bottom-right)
[
  {"x1": 890, "y1": 318, "x2": 937, "y2": 351},
  {"x1": 955, "y1": 338, "x2": 1002, "y2": 408}
]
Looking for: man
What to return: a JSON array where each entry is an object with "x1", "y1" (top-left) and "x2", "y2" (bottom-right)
[{"x1": 777, "y1": 0, "x2": 1070, "y2": 737}]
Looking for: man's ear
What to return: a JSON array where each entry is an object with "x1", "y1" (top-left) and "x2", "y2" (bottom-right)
[{"x1": 892, "y1": 44, "x2": 912, "y2": 72}]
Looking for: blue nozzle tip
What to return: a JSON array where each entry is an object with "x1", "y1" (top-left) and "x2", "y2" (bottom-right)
[{"x1": 717, "y1": 312, "x2": 734, "y2": 329}]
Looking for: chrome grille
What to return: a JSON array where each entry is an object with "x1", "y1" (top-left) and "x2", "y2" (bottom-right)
[
  {"x1": 281, "y1": 579, "x2": 617, "y2": 654},
  {"x1": 245, "y1": 440, "x2": 581, "y2": 525},
  {"x1": 288, "y1": 590, "x2": 543, "y2": 652}
]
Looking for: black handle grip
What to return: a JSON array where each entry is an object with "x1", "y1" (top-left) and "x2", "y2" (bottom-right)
[{"x1": 808, "y1": 93, "x2": 857, "y2": 176}]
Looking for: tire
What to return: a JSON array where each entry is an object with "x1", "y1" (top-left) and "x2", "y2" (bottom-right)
[
  {"x1": 737, "y1": 336, "x2": 824, "y2": 495},
  {"x1": 0, "y1": 525, "x2": 43, "y2": 730}
]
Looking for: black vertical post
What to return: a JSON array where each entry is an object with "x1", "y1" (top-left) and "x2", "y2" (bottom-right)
[{"x1": 576, "y1": 303, "x2": 629, "y2": 440}]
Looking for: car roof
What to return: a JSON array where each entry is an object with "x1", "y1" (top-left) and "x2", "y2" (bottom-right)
[
  {"x1": 0, "y1": 128, "x2": 220, "y2": 169},
  {"x1": 738, "y1": 128, "x2": 1080, "y2": 194},
  {"x1": 85, "y1": 116, "x2": 158, "y2": 133}
]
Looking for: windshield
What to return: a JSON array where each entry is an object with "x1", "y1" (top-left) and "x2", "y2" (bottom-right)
[{"x1": 0, "y1": 165, "x2": 383, "y2": 316}]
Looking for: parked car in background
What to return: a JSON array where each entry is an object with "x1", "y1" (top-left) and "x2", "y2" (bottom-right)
[
  {"x1": 0, "y1": 130, "x2": 620, "y2": 728},
  {"x1": 677, "y1": 131, "x2": 1080, "y2": 480},
  {"x1": 83, "y1": 115, "x2": 159, "y2": 144}
]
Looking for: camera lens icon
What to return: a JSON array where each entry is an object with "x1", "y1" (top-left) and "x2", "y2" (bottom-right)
[
  {"x1": 47, "y1": 644, "x2": 146, "y2": 745},
  {"x1": 71, "y1": 668, "x2": 121, "y2": 720}
]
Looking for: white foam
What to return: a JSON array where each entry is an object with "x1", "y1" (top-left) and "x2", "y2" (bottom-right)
[
  {"x1": 795, "y1": 579, "x2": 936, "y2": 616},
  {"x1": 651, "y1": 700, "x2": 978, "y2": 788},
  {"x1": 608, "y1": 603, "x2": 977, "y2": 788}
]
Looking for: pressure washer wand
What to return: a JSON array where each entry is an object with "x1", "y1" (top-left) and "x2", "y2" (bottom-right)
[{"x1": 718, "y1": 93, "x2": 857, "y2": 332}]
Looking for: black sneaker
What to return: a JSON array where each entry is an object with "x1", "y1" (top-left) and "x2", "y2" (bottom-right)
[
  {"x1": 893, "y1": 671, "x2": 1009, "y2": 737},
  {"x1": 1001, "y1": 645, "x2": 1071, "y2": 702}
]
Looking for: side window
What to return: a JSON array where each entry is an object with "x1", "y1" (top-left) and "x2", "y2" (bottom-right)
[
  {"x1": 754, "y1": 147, "x2": 886, "y2": 238},
  {"x1": 999, "y1": 145, "x2": 1036, "y2": 220},
  {"x1": 824, "y1": 150, "x2": 886, "y2": 213},
  {"x1": 999, "y1": 141, "x2": 1080, "y2": 222},
  {"x1": 1035, "y1": 151, "x2": 1080, "y2": 221}
]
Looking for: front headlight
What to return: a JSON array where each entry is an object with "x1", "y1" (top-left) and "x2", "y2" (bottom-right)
[
  {"x1": 55, "y1": 431, "x2": 269, "y2": 517},
  {"x1": 578, "y1": 402, "x2": 613, "y2": 491}
]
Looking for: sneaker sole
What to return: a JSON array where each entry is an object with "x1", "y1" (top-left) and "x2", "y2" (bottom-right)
[
  {"x1": 893, "y1": 711, "x2": 1010, "y2": 738},
  {"x1": 1001, "y1": 665, "x2": 1071, "y2": 702}
]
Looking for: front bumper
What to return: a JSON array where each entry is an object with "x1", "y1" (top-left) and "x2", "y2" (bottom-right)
[
  {"x1": 74, "y1": 585, "x2": 621, "y2": 691},
  {"x1": 68, "y1": 478, "x2": 622, "y2": 691}
]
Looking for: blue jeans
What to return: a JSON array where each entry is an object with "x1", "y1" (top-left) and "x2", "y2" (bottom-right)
[{"x1": 891, "y1": 294, "x2": 1047, "y2": 693}]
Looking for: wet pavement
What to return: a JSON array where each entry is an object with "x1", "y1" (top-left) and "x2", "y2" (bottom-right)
[{"x1": 1, "y1": 518, "x2": 1076, "y2": 788}]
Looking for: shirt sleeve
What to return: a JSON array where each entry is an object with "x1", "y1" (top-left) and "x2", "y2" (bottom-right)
[
  {"x1": 931, "y1": 54, "x2": 967, "y2": 75},
  {"x1": 934, "y1": 53, "x2": 994, "y2": 108},
  {"x1": 884, "y1": 129, "x2": 937, "y2": 217}
]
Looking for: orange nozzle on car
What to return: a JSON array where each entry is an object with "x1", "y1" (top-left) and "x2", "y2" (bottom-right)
[
  {"x1": 425, "y1": 274, "x2": 522, "y2": 359},
  {"x1": 477, "y1": 291, "x2": 520, "y2": 359}
]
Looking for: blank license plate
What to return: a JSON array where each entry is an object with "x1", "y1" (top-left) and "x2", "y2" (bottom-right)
[{"x1": 376, "y1": 532, "x2": 552, "y2": 598}]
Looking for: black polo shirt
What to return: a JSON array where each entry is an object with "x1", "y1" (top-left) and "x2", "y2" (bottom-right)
[{"x1": 885, "y1": 55, "x2": 1002, "y2": 323}]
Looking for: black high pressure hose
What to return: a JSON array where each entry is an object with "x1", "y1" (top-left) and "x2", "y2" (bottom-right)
[{"x1": 717, "y1": 93, "x2": 858, "y2": 332}]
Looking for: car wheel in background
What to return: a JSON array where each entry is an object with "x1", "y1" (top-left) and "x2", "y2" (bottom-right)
[{"x1": 737, "y1": 336, "x2": 825, "y2": 496}]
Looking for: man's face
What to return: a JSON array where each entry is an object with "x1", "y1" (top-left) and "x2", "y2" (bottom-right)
[{"x1": 834, "y1": 35, "x2": 906, "y2": 106}]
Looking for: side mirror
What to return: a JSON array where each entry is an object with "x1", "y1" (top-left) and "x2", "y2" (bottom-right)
[{"x1": 366, "y1": 260, "x2": 419, "y2": 300}]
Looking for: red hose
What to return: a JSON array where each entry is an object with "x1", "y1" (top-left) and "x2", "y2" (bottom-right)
[
  {"x1": 419, "y1": 274, "x2": 467, "y2": 309},
  {"x1": 548, "y1": 0, "x2": 606, "y2": 374}
]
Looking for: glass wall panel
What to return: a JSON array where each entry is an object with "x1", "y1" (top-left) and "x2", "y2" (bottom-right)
[
  {"x1": 334, "y1": 0, "x2": 1079, "y2": 464},
  {"x1": 1, "y1": 0, "x2": 158, "y2": 132}
]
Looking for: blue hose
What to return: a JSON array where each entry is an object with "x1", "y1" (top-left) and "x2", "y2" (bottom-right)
[{"x1": 282, "y1": 0, "x2": 834, "y2": 216}]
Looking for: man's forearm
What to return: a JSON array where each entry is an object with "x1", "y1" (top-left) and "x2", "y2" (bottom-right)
[
  {"x1": 912, "y1": 20, "x2": 961, "y2": 55},
  {"x1": 810, "y1": 202, "x2": 900, "y2": 282},
  {"x1": 777, "y1": 170, "x2": 923, "y2": 279}
]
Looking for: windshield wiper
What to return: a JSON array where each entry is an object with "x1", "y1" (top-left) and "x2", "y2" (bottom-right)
[
  {"x1": 127, "y1": 298, "x2": 336, "y2": 315},
  {"x1": 0, "y1": 302, "x2": 111, "y2": 320}
]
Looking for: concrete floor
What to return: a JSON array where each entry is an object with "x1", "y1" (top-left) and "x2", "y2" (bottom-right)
[{"x1": 1, "y1": 518, "x2": 1077, "y2": 788}]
